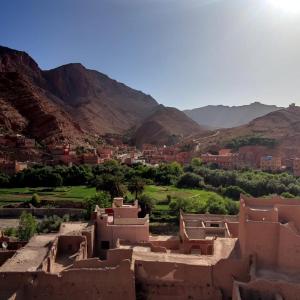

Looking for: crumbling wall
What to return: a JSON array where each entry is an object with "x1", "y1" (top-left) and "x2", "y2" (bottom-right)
[
  {"x1": 135, "y1": 260, "x2": 222, "y2": 300},
  {"x1": 234, "y1": 278, "x2": 300, "y2": 300},
  {"x1": 0, "y1": 260, "x2": 135, "y2": 300},
  {"x1": 72, "y1": 248, "x2": 133, "y2": 268},
  {"x1": 213, "y1": 256, "x2": 250, "y2": 300}
]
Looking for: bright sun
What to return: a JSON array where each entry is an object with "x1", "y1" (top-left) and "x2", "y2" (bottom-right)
[{"x1": 269, "y1": 0, "x2": 300, "y2": 13}]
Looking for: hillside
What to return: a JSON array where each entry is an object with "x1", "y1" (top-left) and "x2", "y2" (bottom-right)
[
  {"x1": 0, "y1": 45, "x2": 203, "y2": 146},
  {"x1": 132, "y1": 105, "x2": 204, "y2": 146},
  {"x1": 192, "y1": 105, "x2": 300, "y2": 157},
  {"x1": 184, "y1": 102, "x2": 282, "y2": 129}
]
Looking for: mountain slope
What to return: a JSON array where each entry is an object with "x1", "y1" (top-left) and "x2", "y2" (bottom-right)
[
  {"x1": 0, "y1": 45, "x2": 203, "y2": 146},
  {"x1": 43, "y1": 63, "x2": 159, "y2": 134},
  {"x1": 132, "y1": 105, "x2": 203, "y2": 146},
  {"x1": 192, "y1": 105, "x2": 300, "y2": 157},
  {"x1": 184, "y1": 102, "x2": 282, "y2": 129}
]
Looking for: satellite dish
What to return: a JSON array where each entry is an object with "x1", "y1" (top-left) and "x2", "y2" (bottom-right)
[{"x1": 2, "y1": 241, "x2": 8, "y2": 249}]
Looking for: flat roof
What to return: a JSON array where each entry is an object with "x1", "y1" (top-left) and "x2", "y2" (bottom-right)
[
  {"x1": 0, "y1": 234, "x2": 57, "y2": 272},
  {"x1": 123, "y1": 238, "x2": 240, "y2": 266}
]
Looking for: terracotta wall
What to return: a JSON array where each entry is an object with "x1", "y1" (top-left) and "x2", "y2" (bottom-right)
[
  {"x1": 213, "y1": 257, "x2": 250, "y2": 299},
  {"x1": 243, "y1": 221, "x2": 279, "y2": 269},
  {"x1": 0, "y1": 260, "x2": 135, "y2": 300},
  {"x1": 277, "y1": 224, "x2": 300, "y2": 272},
  {"x1": 135, "y1": 260, "x2": 222, "y2": 300},
  {"x1": 235, "y1": 278, "x2": 300, "y2": 300}
]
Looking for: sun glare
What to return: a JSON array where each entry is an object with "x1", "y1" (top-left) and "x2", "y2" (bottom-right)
[{"x1": 268, "y1": 0, "x2": 300, "y2": 13}]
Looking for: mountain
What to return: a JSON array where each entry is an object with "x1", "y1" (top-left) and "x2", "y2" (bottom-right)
[
  {"x1": 0, "y1": 45, "x2": 203, "y2": 146},
  {"x1": 193, "y1": 105, "x2": 300, "y2": 158},
  {"x1": 184, "y1": 102, "x2": 282, "y2": 129},
  {"x1": 132, "y1": 105, "x2": 203, "y2": 147}
]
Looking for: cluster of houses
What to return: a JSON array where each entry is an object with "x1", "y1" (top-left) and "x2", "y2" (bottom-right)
[
  {"x1": 201, "y1": 145, "x2": 300, "y2": 175},
  {"x1": 141, "y1": 144, "x2": 193, "y2": 165},
  {"x1": 2, "y1": 133, "x2": 300, "y2": 178}
]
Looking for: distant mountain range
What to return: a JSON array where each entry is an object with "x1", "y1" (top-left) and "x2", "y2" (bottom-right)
[
  {"x1": 0, "y1": 45, "x2": 204, "y2": 146},
  {"x1": 191, "y1": 104, "x2": 300, "y2": 158},
  {"x1": 184, "y1": 102, "x2": 282, "y2": 129}
]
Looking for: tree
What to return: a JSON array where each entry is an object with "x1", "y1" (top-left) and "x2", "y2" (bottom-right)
[
  {"x1": 138, "y1": 194, "x2": 155, "y2": 217},
  {"x1": 223, "y1": 186, "x2": 246, "y2": 201},
  {"x1": 169, "y1": 197, "x2": 191, "y2": 215},
  {"x1": 85, "y1": 192, "x2": 111, "y2": 216},
  {"x1": 176, "y1": 172, "x2": 203, "y2": 189},
  {"x1": 128, "y1": 177, "x2": 145, "y2": 199},
  {"x1": 94, "y1": 174, "x2": 127, "y2": 199},
  {"x1": 18, "y1": 212, "x2": 37, "y2": 241},
  {"x1": 206, "y1": 196, "x2": 227, "y2": 215}
]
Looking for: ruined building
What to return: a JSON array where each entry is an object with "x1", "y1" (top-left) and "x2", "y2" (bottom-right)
[{"x1": 1, "y1": 195, "x2": 300, "y2": 299}]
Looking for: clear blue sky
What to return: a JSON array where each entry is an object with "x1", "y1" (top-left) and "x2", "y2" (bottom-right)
[{"x1": 1, "y1": 0, "x2": 300, "y2": 109}]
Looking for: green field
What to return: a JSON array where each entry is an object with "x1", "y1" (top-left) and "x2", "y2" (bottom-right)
[
  {"x1": 0, "y1": 186, "x2": 97, "y2": 206},
  {"x1": 143, "y1": 185, "x2": 223, "y2": 203},
  {"x1": 0, "y1": 185, "x2": 234, "y2": 222}
]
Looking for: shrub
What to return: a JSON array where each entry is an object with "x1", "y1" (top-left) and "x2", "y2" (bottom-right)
[
  {"x1": 31, "y1": 193, "x2": 41, "y2": 207},
  {"x1": 176, "y1": 172, "x2": 203, "y2": 189},
  {"x1": 18, "y1": 212, "x2": 37, "y2": 241},
  {"x1": 223, "y1": 186, "x2": 246, "y2": 200}
]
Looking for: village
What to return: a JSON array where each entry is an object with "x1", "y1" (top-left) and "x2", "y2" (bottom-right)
[{"x1": 1, "y1": 133, "x2": 300, "y2": 177}]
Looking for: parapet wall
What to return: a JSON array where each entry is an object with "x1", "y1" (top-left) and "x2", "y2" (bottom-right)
[
  {"x1": 135, "y1": 259, "x2": 222, "y2": 300},
  {"x1": 0, "y1": 260, "x2": 135, "y2": 300}
]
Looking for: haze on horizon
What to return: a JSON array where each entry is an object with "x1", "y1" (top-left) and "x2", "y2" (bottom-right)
[{"x1": 1, "y1": 0, "x2": 300, "y2": 110}]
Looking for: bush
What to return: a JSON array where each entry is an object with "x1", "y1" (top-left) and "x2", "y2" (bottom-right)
[
  {"x1": 206, "y1": 196, "x2": 227, "y2": 215},
  {"x1": 138, "y1": 194, "x2": 155, "y2": 217},
  {"x1": 31, "y1": 193, "x2": 41, "y2": 207},
  {"x1": 223, "y1": 186, "x2": 246, "y2": 200},
  {"x1": 176, "y1": 172, "x2": 203, "y2": 189},
  {"x1": 18, "y1": 212, "x2": 37, "y2": 241},
  {"x1": 281, "y1": 192, "x2": 295, "y2": 198},
  {"x1": 37, "y1": 215, "x2": 69, "y2": 233},
  {"x1": 85, "y1": 192, "x2": 111, "y2": 216}
]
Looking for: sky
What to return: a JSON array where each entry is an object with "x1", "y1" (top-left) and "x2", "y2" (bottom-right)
[{"x1": 1, "y1": 0, "x2": 300, "y2": 109}]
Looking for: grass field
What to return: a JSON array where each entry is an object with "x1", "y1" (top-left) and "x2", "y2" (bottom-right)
[
  {"x1": 143, "y1": 185, "x2": 223, "y2": 203},
  {"x1": 0, "y1": 186, "x2": 97, "y2": 206}
]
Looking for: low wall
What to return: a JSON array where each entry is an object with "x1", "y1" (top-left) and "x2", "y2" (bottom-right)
[
  {"x1": 135, "y1": 260, "x2": 222, "y2": 300},
  {"x1": 0, "y1": 260, "x2": 135, "y2": 300},
  {"x1": 72, "y1": 248, "x2": 133, "y2": 269},
  {"x1": 0, "y1": 208, "x2": 86, "y2": 218}
]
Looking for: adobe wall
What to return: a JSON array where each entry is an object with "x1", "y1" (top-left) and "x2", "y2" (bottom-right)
[
  {"x1": 277, "y1": 205, "x2": 300, "y2": 230},
  {"x1": 277, "y1": 224, "x2": 300, "y2": 272},
  {"x1": 82, "y1": 225, "x2": 95, "y2": 258},
  {"x1": 135, "y1": 260, "x2": 222, "y2": 300},
  {"x1": 243, "y1": 221, "x2": 279, "y2": 269},
  {"x1": 213, "y1": 256, "x2": 250, "y2": 299},
  {"x1": 113, "y1": 207, "x2": 138, "y2": 218},
  {"x1": 235, "y1": 278, "x2": 300, "y2": 300},
  {"x1": 227, "y1": 222, "x2": 239, "y2": 238},
  {"x1": 0, "y1": 260, "x2": 135, "y2": 300},
  {"x1": 72, "y1": 248, "x2": 133, "y2": 269},
  {"x1": 57, "y1": 235, "x2": 86, "y2": 255},
  {"x1": 96, "y1": 217, "x2": 149, "y2": 249}
]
